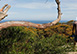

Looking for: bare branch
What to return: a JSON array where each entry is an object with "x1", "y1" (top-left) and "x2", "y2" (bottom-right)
[
  {"x1": 0, "y1": 0, "x2": 62, "y2": 30},
  {"x1": 2, "y1": 4, "x2": 8, "y2": 12},
  {"x1": 3, "y1": 5, "x2": 11, "y2": 13},
  {"x1": 0, "y1": 4, "x2": 11, "y2": 21}
]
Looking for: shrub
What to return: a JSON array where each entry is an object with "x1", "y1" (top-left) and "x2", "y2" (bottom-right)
[
  {"x1": 0, "y1": 26, "x2": 74, "y2": 54},
  {"x1": 0, "y1": 26, "x2": 37, "y2": 54}
]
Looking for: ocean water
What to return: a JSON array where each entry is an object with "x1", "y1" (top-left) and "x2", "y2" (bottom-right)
[{"x1": 0, "y1": 20, "x2": 68, "y2": 24}]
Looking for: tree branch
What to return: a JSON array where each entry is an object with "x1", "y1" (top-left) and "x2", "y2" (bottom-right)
[
  {"x1": 0, "y1": 0, "x2": 62, "y2": 30},
  {"x1": 0, "y1": 4, "x2": 11, "y2": 21}
]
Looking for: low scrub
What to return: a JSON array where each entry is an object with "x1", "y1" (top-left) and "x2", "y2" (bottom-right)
[{"x1": 0, "y1": 23, "x2": 75, "y2": 54}]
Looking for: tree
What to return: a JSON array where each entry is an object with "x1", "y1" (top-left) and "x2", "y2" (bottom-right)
[{"x1": 0, "y1": 0, "x2": 62, "y2": 30}]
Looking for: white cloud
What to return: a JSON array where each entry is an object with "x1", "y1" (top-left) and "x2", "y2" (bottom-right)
[
  {"x1": 26, "y1": 13, "x2": 57, "y2": 19},
  {"x1": 62, "y1": 0, "x2": 77, "y2": 2},
  {"x1": 61, "y1": 0, "x2": 77, "y2": 10},
  {"x1": 15, "y1": 2, "x2": 56, "y2": 9},
  {"x1": 8, "y1": 12, "x2": 18, "y2": 15},
  {"x1": 5, "y1": 11, "x2": 57, "y2": 20},
  {"x1": 60, "y1": 0, "x2": 77, "y2": 20},
  {"x1": 62, "y1": 3, "x2": 77, "y2": 10},
  {"x1": 1, "y1": 0, "x2": 77, "y2": 21}
]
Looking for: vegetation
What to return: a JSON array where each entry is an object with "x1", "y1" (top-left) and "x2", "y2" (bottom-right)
[{"x1": 0, "y1": 20, "x2": 76, "y2": 54}]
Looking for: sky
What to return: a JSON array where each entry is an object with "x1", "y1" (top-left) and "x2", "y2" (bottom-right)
[{"x1": 0, "y1": 0, "x2": 77, "y2": 21}]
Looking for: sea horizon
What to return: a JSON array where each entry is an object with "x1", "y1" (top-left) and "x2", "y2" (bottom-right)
[{"x1": 0, "y1": 20, "x2": 69, "y2": 24}]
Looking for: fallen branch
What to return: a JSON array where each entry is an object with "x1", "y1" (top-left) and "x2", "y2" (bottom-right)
[{"x1": 0, "y1": 0, "x2": 62, "y2": 30}]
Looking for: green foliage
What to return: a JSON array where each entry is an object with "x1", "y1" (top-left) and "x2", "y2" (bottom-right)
[
  {"x1": 0, "y1": 26, "x2": 37, "y2": 54},
  {"x1": 0, "y1": 21, "x2": 75, "y2": 54}
]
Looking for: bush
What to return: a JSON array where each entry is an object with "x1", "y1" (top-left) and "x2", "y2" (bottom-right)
[
  {"x1": 0, "y1": 26, "x2": 37, "y2": 54},
  {"x1": 0, "y1": 26, "x2": 74, "y2": 54}
]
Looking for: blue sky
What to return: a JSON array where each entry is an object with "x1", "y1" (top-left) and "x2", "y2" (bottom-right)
[{"x1": 0, "y1": 0, "x2": 77, "y2": 21}]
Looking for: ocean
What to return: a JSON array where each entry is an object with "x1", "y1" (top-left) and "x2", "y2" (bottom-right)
[{"x1": 0, "y1": 20, "x2": 68, "y2": 24}]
